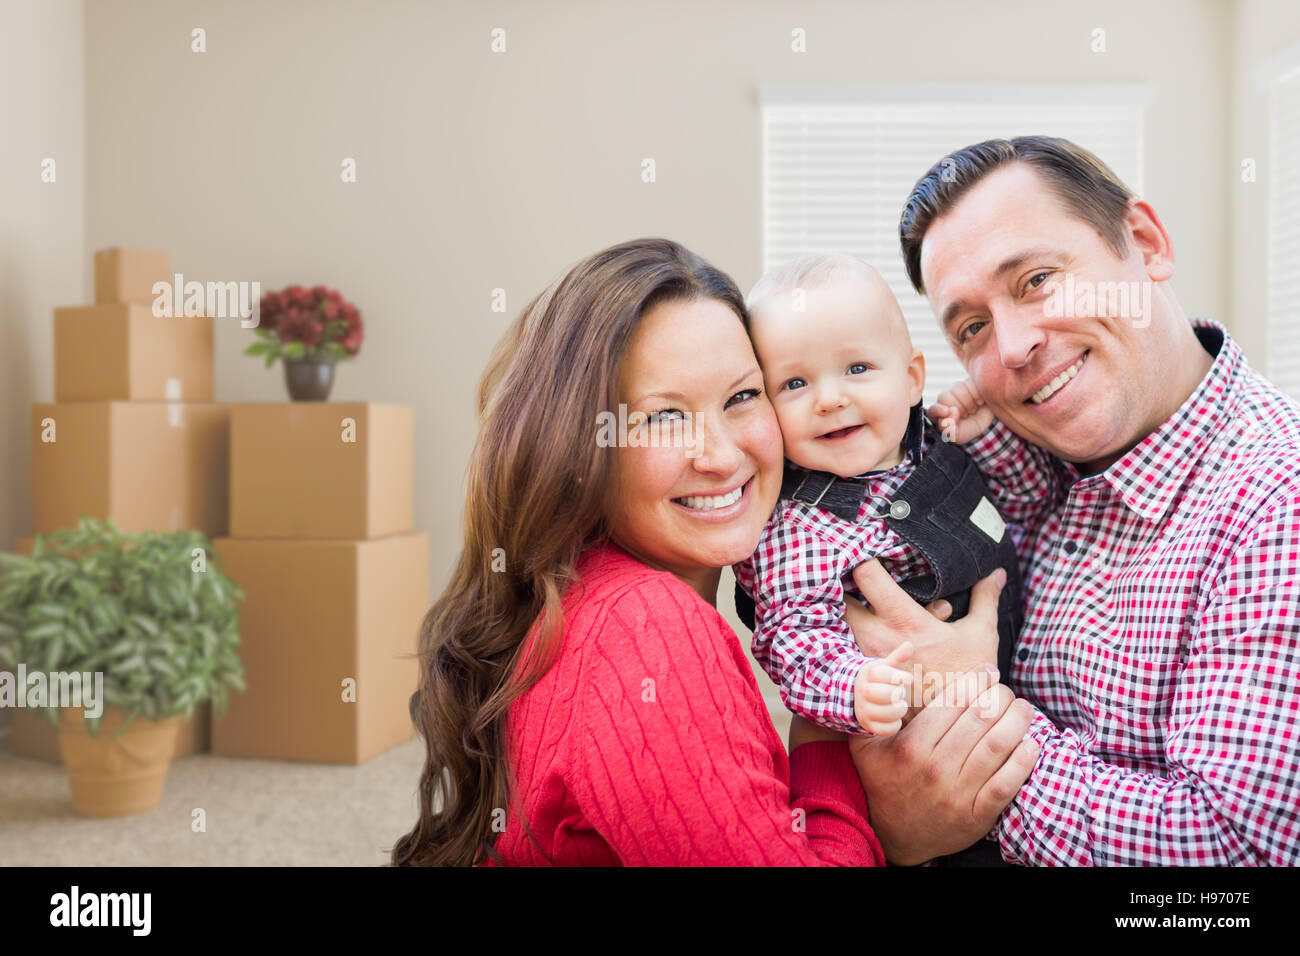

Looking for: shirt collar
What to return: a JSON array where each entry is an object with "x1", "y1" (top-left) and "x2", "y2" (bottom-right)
[{"x1": 1083, "y1": 319, "x2": 1240, "y2": 522}]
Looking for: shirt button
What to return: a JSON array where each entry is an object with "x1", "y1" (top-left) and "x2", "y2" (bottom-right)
[
  {"x1": 1063, "y1": 540, "x2": 1078, "y2": 554},
  {"x1": 1017, "y1": 648, "x2": 1030, "y2": 662}
]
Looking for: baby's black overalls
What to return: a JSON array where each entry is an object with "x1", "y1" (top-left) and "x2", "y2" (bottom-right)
[{"x1": 734, "y1": 403, "x2": 1024, "y2": 866}]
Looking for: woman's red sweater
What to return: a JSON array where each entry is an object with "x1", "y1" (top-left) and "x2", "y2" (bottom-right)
[{"x1": 486, "y1": 540, "x2": 886, "y2": 866}]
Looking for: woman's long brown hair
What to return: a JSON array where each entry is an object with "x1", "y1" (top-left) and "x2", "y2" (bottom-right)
[{"x1": 391, "y1": 238, "x2": 749, "y2": 866}]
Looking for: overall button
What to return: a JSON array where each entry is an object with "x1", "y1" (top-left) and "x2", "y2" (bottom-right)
[{"x1": 888, "y1": 500, "x2": 911, "y2": 520}]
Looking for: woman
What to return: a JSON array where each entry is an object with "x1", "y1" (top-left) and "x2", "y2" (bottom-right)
[{"x1": 391, "y1": 238, "x2": 1031, "y2": 866}]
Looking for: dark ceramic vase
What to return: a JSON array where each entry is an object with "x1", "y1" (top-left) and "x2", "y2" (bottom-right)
[{"x1": 284, "y1": 359, "x2": 335, "y2": 401}]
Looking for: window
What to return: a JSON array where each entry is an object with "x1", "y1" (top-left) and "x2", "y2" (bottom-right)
[
  {"x1": 1268, "y1": 60, "x2": 1300, "y2": 399},
  {"x1": 759, "y1": 84, "x2": 1147, "y2": 403}
]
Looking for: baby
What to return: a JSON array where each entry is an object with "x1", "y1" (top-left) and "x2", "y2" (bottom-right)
[{"x1": 733, "y1": 252, "x2": 1025, "y2": 737}]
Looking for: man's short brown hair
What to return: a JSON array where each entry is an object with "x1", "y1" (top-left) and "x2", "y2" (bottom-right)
[{"x1": 898, "y1": 136, "x2": 1136, "y2": 296}]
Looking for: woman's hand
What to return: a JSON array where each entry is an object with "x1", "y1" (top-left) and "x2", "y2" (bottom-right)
[
  {"x1": 845, "y1": 559, "x2": 1002, "y2": 702},
  {"x1": 847, "y1": 669, "x2": 1040, "y2": 865}
]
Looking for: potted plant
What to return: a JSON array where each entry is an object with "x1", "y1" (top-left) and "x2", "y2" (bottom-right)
[
  {"x1": 0, "y1": 517, "x2": 246, "y2": 817},
  {"x1": 244, "y1": 284, "x2": 364, "y2": 401}
]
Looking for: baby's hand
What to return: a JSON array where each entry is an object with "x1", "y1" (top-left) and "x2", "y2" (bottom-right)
[
  {"x1": 853, "y1": 643, "x2": 914, "y2": 736},
  {"x1": 929, "y1": 380, "x2": 995, "y2": 444}
]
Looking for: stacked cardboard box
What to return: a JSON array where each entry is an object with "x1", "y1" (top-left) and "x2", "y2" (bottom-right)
[
  {"x1": 212, "y1": 402, "x2": 427, "y2": 763},
  {"x1": 11, "y1": 248, "x2": 224, "y2": 761}
]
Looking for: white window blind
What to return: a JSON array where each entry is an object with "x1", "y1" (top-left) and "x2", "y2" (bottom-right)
[
  {"x1": 1269, "y1": 69, "x2": 1300, "y2": 400},
  {"x1": 759, "y1": 85, "x2": 1147, "y2": 404}
]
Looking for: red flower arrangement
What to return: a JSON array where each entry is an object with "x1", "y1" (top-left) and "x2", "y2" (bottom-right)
[{"x1": 244, "y1": 285, "x2": 364, "y2": 366}]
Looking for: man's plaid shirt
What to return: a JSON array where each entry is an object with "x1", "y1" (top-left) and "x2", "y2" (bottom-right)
[{"x1": 965, "y1": 320, "x2": 1300, "y2": 865}]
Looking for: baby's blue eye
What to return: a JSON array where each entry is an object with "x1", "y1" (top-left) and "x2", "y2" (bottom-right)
[
  {"x1": 848, "y1": 363, "x2": 869, "y2": 375},
  {"x1": 782, "y1": 378, "x2": 807, "y2": 392}
]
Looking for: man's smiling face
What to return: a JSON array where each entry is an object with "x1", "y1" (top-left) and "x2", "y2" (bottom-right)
[{"x1": 920, "y1": 162, "x2": 1176, "y2": 472}]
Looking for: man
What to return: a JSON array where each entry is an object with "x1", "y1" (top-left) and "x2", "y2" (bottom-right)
[{"x1": 846, "y1": 136, "x2": 1300, "y2": 865}]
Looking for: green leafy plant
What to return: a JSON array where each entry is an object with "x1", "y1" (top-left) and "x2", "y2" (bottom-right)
[{"x1": 0, "y1": 517, "x2": 246, "y2": 738}]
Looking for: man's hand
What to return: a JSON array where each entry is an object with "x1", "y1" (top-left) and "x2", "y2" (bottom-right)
[
  {"x1": 930, "y1": 379, "x2": 995, "y2": 444},
  {"x1": 845, "y1": 559, "x2": 1002, "y2": 707},
  {"x1": 847, "y1": 669, "x2": 1040, "y2": 865},
  {"x1": 853, "y1": 642, "x2": 914, "y2": 736}
]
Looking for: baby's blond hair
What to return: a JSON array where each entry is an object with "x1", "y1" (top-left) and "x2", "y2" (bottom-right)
[
  {"x1": 746, "y1": 252, "x2": 882, "y2": 314},
  {"x1": 746, "y1": 252, "x2": 913, "y2": 353}
]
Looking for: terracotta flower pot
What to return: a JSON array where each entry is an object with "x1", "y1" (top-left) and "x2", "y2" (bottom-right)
[{"x1": 56, "y1": 706, "x2": 181, "y2": 818}]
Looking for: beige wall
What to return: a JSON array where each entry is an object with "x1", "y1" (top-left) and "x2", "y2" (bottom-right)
[
  {"x1": 0, "y1": 0, "x2": 84, "y2": 734},
  {"x1": 5, "y1": 0, "x2": 1254, "y2": 733},
  {"x1": 78, "y1": 0, "x2": 1232, "y2": 589}
]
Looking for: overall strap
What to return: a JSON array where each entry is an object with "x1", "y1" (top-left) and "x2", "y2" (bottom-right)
[
  {"x1": 884, "y1": 425, "x2": 1012, "y2": 604},
  {"x1": 778, "y1": 402, "x2": 928, "y2": 523},
  {"x1": 780, "y1": 469, "x2": 866, "y2": 522}
]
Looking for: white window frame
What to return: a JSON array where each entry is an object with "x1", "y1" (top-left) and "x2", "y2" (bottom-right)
[
  {"x1": 757, "y1": 83, "x2": 1149, "y2": 404},
  {"x1": 1259, "y1": 42, "x2": 1300, "y2": 400}
]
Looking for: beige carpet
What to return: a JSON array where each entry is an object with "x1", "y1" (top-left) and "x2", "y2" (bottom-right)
[
  {"x1": 0, "y1": 731, "x2": 425, "y2": 866},
  {"x1": 0, "y1": 640, "x2": 790, "y2": 866}
]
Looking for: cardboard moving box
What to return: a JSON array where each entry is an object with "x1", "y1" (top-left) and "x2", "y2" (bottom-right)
[
  {"x1": 7, "y1": 536, "x2": 212, "y2": 760},
  {"x1": 210, "y1": 532, "x2": 428, "y2": 764},
  {"x1": 54, "y1": 304, "x2": 213, "y2": 402},
  {"x1": 94, "y1": 247, "x2": 172, "y2": 306},
  {"x1": 31, "y1": 402, "x2": 230, "y2": 537},
  {"x1": 229, "y1": 403, "x2": 413, "y2": 540}
]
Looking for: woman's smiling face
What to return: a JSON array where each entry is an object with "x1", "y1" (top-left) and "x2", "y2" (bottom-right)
[{"x1": 604, "y1": 296, "x2": 784, "y2": 592}]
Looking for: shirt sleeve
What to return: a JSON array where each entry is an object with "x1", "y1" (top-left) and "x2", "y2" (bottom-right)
[
  {"x1": 748, "y1": 513, "x2": 874, "y2": 734},
  {"x1": 993, "y1": 484, "x2": 1300, "y2": 865},
  {"x1": 962, "y1": 419, "x2": 1065, "y2": 529},
  {"x1": 573, "y1": 574, "x2": 886, "y2": 866}
]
